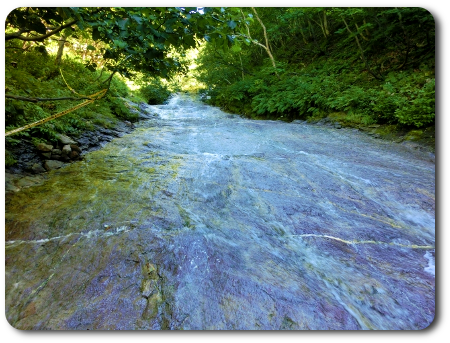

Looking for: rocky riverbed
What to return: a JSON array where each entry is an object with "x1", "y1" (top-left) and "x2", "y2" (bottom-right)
[
  {"x1": 5, "y1": 94, "x2": 435, "y2": 330},
  {"x1": 5, "y1": 100, "x2": 158, "y2": 194}
]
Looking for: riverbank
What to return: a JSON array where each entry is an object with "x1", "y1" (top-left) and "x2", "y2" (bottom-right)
[
  {"x1": 305, "y1": 112, "x2": 435, "y2": 153},
  {"x1": 302, "y1": 116, "x2": 435, "y2": 157},
  {"x1": 5, "y1": 99, "x2": 158, "y2": 195}
]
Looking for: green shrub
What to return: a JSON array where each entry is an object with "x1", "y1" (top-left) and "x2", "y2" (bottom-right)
[
  {"x1": 138, "y1": 78, "x2": 171, "y2": 105},
  {"x1": 5, "y1": 150, "x2": 17, "y2": 167},
  {"x1": 394, "y1": 79, "x2": 435, "y2": 127}
]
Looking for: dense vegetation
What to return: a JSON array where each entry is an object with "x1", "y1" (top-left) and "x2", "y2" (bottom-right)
[
  {"x1": 195, "y1": 8, "x2": 435, "y2": 129},
  {"x1": 5, "y1": 7, "x2": 435, "y2": 168},
  {"x1": 5, "y1": 7, "x2": 207, "y2": 163}
]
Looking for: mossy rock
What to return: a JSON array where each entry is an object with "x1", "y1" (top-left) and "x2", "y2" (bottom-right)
[{"x1": 404, "y1": 130, "x2": 424, "y2": 141}]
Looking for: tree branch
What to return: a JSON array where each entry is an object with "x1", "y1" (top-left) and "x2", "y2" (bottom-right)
[
  {"x1": 5, "y1": 19, "x2": 77, "y2": 42},
  {"x1": 342, "y1": 17, "x2": 383, "y2": 80},
  {"x1": 6, "y1": 94, "x2": 93, "y2": 102},
  {"x1": 251, "y1": 7, "x2": 279, "y2": 78}
]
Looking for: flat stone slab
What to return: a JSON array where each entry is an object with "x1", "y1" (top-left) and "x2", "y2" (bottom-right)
[{"x1": 15, "y1": 175, "x2": 45, "y2": 188}]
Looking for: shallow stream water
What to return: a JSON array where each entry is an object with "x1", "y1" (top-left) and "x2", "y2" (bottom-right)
[{"x1": 5, "y1": 94, "x2": 435, "y2": 330}]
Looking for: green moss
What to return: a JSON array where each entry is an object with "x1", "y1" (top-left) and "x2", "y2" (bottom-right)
[
  {"x1": 5, "y1": 47, "x2": 137, "y2": 143},
  {"x1": 372, "y1": 125, "x2": 399, "y2": 139},
  {"x1": 5, "y1": 151, "x2": 17, "y2": 167},
  {"x1": 176, "y1": 205, "x2": 193, "y2": 228},
  {"x1": 327, "y1": 112, "x2": 347, "y2": 121},
  {"x1": 404, "y1": 130, "x2": 424, "y2": 141},
  {"x1": 5, "y1": 130, "x2": 183, "y2": 234}
]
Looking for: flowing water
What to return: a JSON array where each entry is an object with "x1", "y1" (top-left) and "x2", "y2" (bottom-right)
[{"x1": 5, "y1": 94, "x2": 435, "y2": 330}]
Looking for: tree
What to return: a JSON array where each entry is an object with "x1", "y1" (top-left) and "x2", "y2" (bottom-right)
[{"x1": 6, "y1": 7, "x2": 218, "y2": 79}]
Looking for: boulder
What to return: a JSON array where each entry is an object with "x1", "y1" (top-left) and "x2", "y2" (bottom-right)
[
  {"x1": 69, "y1": 150, "x2": 80, "y2": 160},
  {"x1": 44, "y1": 160, "x2": 64, "y2": 171},
  {"x1": 62, "y1": 145, "x2": 72, "y2": 157},
  {"x1": 56, "y1": 134, "x2": 77, "y2": 145},
  {"x1": 31, "y1": 163, "x2": 46, "y2": 174},
  {"x1": 70, "y1": 145, "x2": 82, "y2": 153},
  {"x1": 36, "y1": 143, "x2": 53, "y2": 152},
  {"x1": 41, "y1": 152, "x2": 52, "y2": 159}
]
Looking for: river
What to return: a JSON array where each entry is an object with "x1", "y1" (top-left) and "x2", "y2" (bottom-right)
[{"x1": 5, "y1": 93, "x2": 435, "y2": 330}]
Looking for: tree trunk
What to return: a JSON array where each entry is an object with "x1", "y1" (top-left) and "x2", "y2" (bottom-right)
[
  {"x1": 239, "y1": 54, "x2": 245, "y2": 80},
  {"x1": 239, "y1": 9, "x2": 279, "y2": 77},
  {"x1": 55, "y1": 34, "x2": 67, "y2": 65},
  {"x1": 355, "y1": 23, "x2": 369, "y2": 41},
  {"x1": 323, "y1": 10, "x2": 330, "y2": 36},
  {"x1": 299, "y1": 19, "x2": 309, "y2": 44},
  {"x1": 251, "y1": 7, "x2": 279, "y2": 78},
  {"x1": 342, "y1": 17, "x2": 383, "y2": 80},
  {"x1": 316, "y1": 13, "x2": 327, "y2": 38},
  {"x1": 307, "y1": 19, "x2": 313, "y2": 38}
]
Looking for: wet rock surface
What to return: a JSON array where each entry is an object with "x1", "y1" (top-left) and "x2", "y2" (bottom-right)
[
  {"x1": 5, "y1": 94, "x2": 435, "y2": 330},
  {"x1": 5, "y1": 118, "x2": 137, "y2": 194}
]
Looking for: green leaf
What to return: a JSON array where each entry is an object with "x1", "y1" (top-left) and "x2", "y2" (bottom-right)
[
  {"x1": 118, "y1": 18, "x2": 128, "y2": 30},
  {"x1": 231, "y1": 42, "x2": 241, "y2": 52},
  {"x1": 131, "y1": 15, "x2": 142, "y2": 24},
  {"x1": 87, "y1": 45, "x2": 96, "y2": 51},
  {"x1": 113, "y1": 39, "x2": 128, "y2": 48},
  {"x1": 76, "y1": 19, "x2": 84, "y2": 31},
  {"x1": 227, "y1": 20, "x2": 237, "y2": 29}
]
